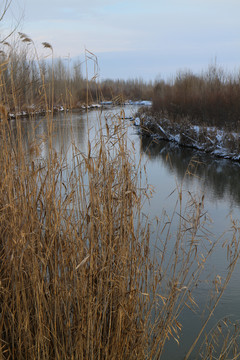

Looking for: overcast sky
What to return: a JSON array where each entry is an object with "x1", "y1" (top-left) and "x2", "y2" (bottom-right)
[{"x1": 2, "y1": 0, "x2": 240, "y2": 81}]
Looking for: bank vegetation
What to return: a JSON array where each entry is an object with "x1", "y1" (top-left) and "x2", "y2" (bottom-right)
[
  {"x1": 138, "y1": 65, "x2": 240, "y2": 160},
  {"x1": 1, "y1": 5, "x2": 240, "y2": 359},
  {"x1": 0, "y1": 34, "x2": 153, "y2": 117}
]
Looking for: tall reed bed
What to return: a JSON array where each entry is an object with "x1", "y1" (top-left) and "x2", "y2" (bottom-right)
[
  {"x1": 152, "y1": 65, "x2": 240, "y2": 131},
  {"x1": 0, "y1": 43, "x2": 240, "y2": 359},
  {"x1": 0, "y1": 34, "x2": 153, "y2": 113}
]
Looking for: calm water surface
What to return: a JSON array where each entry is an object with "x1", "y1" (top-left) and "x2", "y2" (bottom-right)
[{"x1": 13, "y1": 106, "x2": 240, "y2": 359}]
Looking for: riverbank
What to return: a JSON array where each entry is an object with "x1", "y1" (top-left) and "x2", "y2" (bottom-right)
[
  {"x1": 135, "y1": 109, "x2": 240, "y2": 161},
  {"x1": 5, "y1": 100, "x2": 152, "y2": 120}
]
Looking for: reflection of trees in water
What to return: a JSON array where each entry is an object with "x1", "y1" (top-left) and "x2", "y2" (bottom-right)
[
  {"x1": 50, "y1": 113, "x2": 86, "y2": 158},
  {"x1": 140, "y1": 135, "x2": 240, "y2": 206},
  {"x1": 9, "y1": 113, "x2": 86, "y2": 162}
]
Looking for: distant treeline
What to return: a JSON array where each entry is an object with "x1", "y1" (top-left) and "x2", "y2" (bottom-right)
[
  {"x1": 0, "y1": 40, "x2": 153, "y2": 112},
  {"x1": 3, "y1": 36, "x2": 240, "y2": 130},
  {"x1": 152, "y1": 65, "x2": 240, "y2": 130}
]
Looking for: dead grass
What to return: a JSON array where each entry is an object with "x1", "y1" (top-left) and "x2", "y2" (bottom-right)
[
  {"x1": 152, "y1": 66, "x2": 240, "y2": 132},
  {"x1": 0, "y1": 34, "x2": 153, "y2": 114},
  {"x1": 0, "y1": 42, "x2": 240, "y2": 360}
]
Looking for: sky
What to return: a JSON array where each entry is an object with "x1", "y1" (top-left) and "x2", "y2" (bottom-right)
[{"x1": 2, "y1": 0, "x2": 240, "y2": 81}]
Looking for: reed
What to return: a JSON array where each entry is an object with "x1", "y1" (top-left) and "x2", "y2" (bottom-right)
[
  {"x1": 0, "y1": 36, "x2": 240, "y2": 360},
  {"x1": 0, "y1": 37, "x2": 153, "y2": 113},
  {"x1": 152, "y1": 65, "x2": 240, "y2": 131}
]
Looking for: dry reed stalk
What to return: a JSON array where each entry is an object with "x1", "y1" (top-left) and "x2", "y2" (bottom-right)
[
  {"x1": 152, "y1": 66, "x2": 240, "y2": 131},
  {"x1": 0, "y1": 43, "x2": 239, "y2": 360}
]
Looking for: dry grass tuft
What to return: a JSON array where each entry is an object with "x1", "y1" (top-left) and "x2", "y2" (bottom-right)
[{"x1": 0, "y1": 39, "x2": 239, "y2": 360}]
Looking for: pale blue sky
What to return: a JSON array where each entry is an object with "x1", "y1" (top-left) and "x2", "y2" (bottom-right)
[{"x1": 2, "y1": 0, "x2": 240, "y2": 81}]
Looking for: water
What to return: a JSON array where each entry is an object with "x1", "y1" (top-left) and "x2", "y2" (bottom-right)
[
  {"x1": 11, "y1": 105, "x2": 240, "y2": 359},
  {"x1": 139, "y1": 135, "x2": 240, "y2": 358}
]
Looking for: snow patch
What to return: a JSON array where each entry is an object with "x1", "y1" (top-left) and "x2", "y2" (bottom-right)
[
  {"x1": 134, "y1": 117, "x2": 141, "y2": 126},
  {"x1": 139, "y1": 113, "x2": 240, "y2": 162}
]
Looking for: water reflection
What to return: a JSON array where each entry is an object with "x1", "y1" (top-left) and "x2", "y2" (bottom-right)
[
  {"x1": 9, "y1": 112, "x2": 87, "y2": 163},
  {"x1": 139, "y1": 134, "x2": 240, "y2": 360},
  {"x1": 8, "y1": 107, "x2": 240, "y2": 360},
  {"x1": 140, "y1": 135, "x2": 240, "y2": 208}
]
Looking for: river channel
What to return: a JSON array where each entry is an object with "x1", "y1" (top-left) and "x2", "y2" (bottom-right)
[{"x1": 11, "y1": 105, "x2": 240, "y2": 359}]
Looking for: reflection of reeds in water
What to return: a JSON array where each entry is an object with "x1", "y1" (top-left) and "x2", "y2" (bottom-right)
[{"x1": 0, "y1": 47, "x2": 240, "y2": 360}]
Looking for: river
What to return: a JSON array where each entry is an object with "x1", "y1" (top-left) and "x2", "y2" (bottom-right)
[{"x1": 11, "y1": 105, "x2": 240, "y2": 359}]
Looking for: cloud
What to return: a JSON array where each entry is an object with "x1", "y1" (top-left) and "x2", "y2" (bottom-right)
[
  {"x1": 23, "y1": 0, "x2": 125, "y2": 21},
  {"x1": 3, "y1": 0, "x2": 240, "y2": 80}
]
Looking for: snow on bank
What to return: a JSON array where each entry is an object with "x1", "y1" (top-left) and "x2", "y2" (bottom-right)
[
  {"x1": 8, "y1": 105, "x2": 67, "y2": 120},
  {"x1": 99, "y1": 100, "x2": 152, "y2": 106},
  {"x1": 134, "y1": 113, "x2": 240, "y2": 162},
  {"x1": 127, "y1": 100, "x2": 152, "y2": 106},
  {"x1": 134, "y1": 117, "x2": 141, "y2": 126}
]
